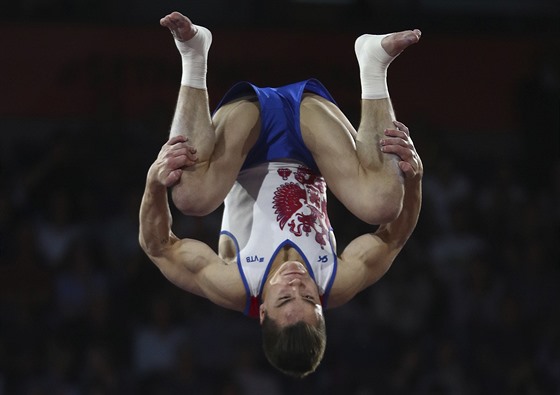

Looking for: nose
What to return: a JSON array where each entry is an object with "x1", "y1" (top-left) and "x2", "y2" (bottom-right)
[{"x1": 288, "y1": 278, "x2": 302, "y2": 286}]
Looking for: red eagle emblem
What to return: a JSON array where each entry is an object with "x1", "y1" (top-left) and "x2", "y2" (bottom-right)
[
  {"x1": 273, "y1": 182, "x2": 306, "y2": 229},
  {"x1": 273, "y1": 166, "x2": 328, "y2": 247}
]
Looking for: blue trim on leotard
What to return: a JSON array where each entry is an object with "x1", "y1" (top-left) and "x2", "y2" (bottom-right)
[
  {"x1": 214, "y1": 79, "x2": 337, "y2": 174},
  {"x1": 220, "y1": 230, "x2": 252, "y2": 316}
]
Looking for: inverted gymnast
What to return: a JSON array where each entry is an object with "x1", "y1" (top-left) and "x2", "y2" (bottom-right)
[{"x1": 139, "y1": 11, "x2": 423, "y2": 378}]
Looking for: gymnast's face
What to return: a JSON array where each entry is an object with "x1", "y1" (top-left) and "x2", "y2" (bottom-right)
[{"x1": 259, "y1": 261, "x2": 323, "y2": 327}]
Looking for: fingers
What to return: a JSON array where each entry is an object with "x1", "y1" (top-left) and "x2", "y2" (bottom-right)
[
  {"x1": 381, "y1": 121, "x2": 413, "y2": 151},
  {"x1": 164, "y1": 136, "x2": 198, "y2": 164},
  {"x1": 152, "y1": 136, "x2": 200, "y2": 187},
  {"x1": 392, "y1": 120, "x2": 409, "y2": 135},
  {"x1": 380, "y1": 134, "x2": 412, "y2": 153},
  {"x1": 380, "y1": 141, "x2": 413, "y2": 161},
  {"x1": 168, "y1": 143, "x2": 198, "y2": 163},
  {"x1": 398, "y1": 161, "x2": 416, "y2": 178},
  {"x1": 167, "y1": 134, "x2": 187, "y2": 144},
  {"x1": 380, "y1": 121, "x2": 423, "y2": 178},
  {"x1": 164, "y1": 169, "x2": 183, "y2": 188},
  {"x1": 165, "y1": 153, "x2": 194, "y2": 170}
]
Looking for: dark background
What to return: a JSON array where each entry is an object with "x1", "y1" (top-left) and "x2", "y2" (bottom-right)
[{"x1": 0, "y1": 0, "x2": 559, "y2": 394}]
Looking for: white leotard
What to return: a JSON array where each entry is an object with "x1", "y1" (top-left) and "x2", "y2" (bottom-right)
[{"x1": 220, "y1": 161, "x2": 337, "y2": 317}]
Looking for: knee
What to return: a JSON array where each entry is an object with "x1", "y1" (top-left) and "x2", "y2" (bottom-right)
[
  {"x1": 376, "y1": 197, "x2": 403, "y2": 224},
  {"x1": 359, "y1": 201, "x2": 402, "y2": 225},
  {"x1": 356, "y1": 187, "x2": 404, "y2": 225},
  {"x1": 171, "y1": 186, "x2": 215, "y2": 217}
]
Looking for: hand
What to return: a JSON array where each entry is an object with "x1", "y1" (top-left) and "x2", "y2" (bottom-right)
[
  {"x1": 380, "y1": 121, "x2": 423, "y2": 179},
  {"x1": 150, "y1": 135, "x2": 198, "y2": 187}
]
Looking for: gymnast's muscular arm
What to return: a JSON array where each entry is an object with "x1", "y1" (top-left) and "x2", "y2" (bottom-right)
[
  {"x1": 139, "y1": 136, "x2": 246, "y2": 312},
  {"x1": 328, "y1": 122, "x2": 423, "y2": 308}
]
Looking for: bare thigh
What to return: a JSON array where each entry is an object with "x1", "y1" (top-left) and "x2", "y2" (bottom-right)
[
  {"x1": 300, "y1": 95, "x2": 364, "y2": 209},
  {"x1": 300, "y1": 94, "x2": 401, "y2": 224},
  {"x1": 176, "y1": 97, "x2": 261, "y2": 215}
]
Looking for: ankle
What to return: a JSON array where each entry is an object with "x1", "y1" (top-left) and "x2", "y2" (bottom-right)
[
  {"x1": 355, "y1": 34, "x2": 393, "y2": 99},
  {"x1": 176, "y1": 25, "x2": 212, "y2": 89}
]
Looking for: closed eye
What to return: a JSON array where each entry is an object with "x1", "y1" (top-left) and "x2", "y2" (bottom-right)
[
  {"x1": 275, "y1": 296, "x2": 317, "y2": 308},
  {"x1": 276, "y1": 296, "x2": 292, "y2": 307}
]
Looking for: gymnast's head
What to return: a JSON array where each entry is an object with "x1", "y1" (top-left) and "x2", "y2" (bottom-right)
[{"x1": 259, "y1": 261, "x2": 326, "y2": 378}]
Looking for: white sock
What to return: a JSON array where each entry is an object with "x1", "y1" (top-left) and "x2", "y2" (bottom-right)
[
  {"x1": 355, "y1": 34, "x2": 395, "y2": 100},
  {"x1": 175, "y1": 25, "x2": 212, "y2": 89}
]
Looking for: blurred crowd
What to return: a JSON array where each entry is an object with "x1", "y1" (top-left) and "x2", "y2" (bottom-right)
[{"x1": 0, "y1": 74, "x2": 559, "y2": 394}]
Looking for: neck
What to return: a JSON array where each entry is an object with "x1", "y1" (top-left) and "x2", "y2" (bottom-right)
[
  {"x1": 262, "y1": 246, "x2": 306, "y2": 301},
  {"x1": 268, "y1": 245, "x2": 305, "y2": 276}
]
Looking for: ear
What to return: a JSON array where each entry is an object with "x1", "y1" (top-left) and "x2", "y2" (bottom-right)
[{"x1": 259, "y1": 304, "x2": 266, "y2": 325}]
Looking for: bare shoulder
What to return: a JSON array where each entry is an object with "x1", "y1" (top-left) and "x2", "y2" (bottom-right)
[
  {"x1": 327, "y1": 231, "x2": 397, "y2": 309},
  {"x1": 152, "y1": 238, "x2": 247, "y2": 313},
  {"x1": 198, "y1": 255, "x2": 247, "y2": 312},
  {"x1": 326, "y1": 256, "x2": 367, "y2": 308}
]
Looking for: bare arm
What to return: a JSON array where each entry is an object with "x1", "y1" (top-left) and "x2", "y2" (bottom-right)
[
  {"x1": 139, "y1": 136, "x2": 245, "y2": 311},
  {"x1": 328, "y1": 121, "x2": 423, "y2": 307}
]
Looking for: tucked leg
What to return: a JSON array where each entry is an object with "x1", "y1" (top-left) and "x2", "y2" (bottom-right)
[
  {"x1": 301, "y1": 29, "x2": 421, "y2": 224},
  {"x1": 160, "y1": 12, "x2": 259, "y2": 215}
]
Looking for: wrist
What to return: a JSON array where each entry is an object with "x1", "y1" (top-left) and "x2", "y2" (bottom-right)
[{"x1": 146, "y1": 167, "x2": 167, "y2": 192}]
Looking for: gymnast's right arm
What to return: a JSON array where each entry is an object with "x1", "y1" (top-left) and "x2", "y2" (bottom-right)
[{"x1": 139, "y1": 136, "x2": 244, "y2": 311}]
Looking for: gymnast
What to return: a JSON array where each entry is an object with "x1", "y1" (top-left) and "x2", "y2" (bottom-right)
[{"x1": 139, "y1": 11, "x2": 423, "y2": 378}]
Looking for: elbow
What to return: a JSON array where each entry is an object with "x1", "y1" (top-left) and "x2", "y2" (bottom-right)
[
  {"x1": 138, "y1": 234, "x2": 154, "y2": 257},
  {"x1": 138, "y1": 231, "x2": 163, "y2": 259},
  {"x1": 138, "y1": 233, "x2": 149, "y2": 254}
]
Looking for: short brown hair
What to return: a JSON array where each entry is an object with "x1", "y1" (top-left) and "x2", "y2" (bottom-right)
[{"x1": 261, "y1": 312, "x2": 326, "y2": 378}]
